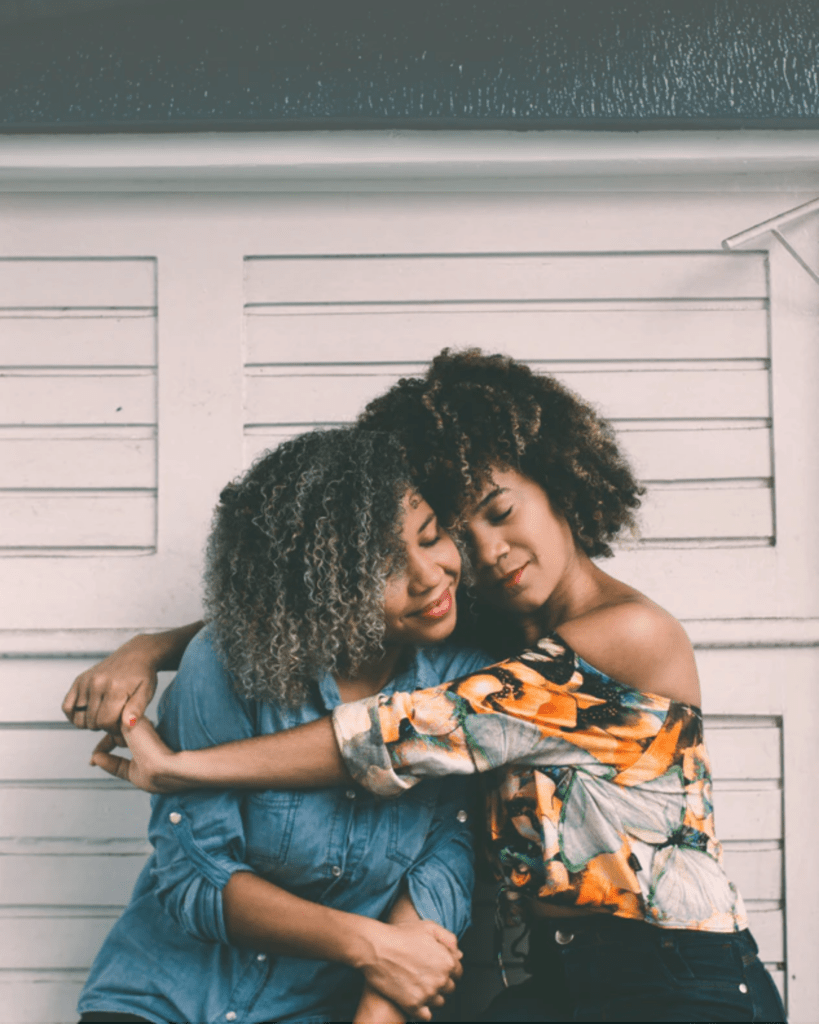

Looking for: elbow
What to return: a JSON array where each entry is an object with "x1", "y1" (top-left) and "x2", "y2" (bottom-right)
[{"x1": 152, "y1": 870, "x2": 230, "y2": 944}]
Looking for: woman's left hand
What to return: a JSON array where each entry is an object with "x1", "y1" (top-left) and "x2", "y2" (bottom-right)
[{"x1": 90, "y1": 715, "x2": 189, "y2": 793}]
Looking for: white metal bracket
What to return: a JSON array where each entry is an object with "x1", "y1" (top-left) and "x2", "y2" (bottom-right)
[{"x1": 722, "y1": 196, "x2": 819, "y2": 287}]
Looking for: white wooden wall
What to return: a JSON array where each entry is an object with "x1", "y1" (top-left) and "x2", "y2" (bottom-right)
[{"x1": 1, "y1": 133, "x2": 817, "y2": 1023}]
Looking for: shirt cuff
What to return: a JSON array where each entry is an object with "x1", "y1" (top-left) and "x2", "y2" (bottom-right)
[{"x1": 331, "y1": 696, "x2": 415, "y2": 797}]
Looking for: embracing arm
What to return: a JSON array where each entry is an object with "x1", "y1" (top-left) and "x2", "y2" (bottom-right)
[
  {"x1": 92, "y1": 711, "x2": 348, "y2": 792},
  {"x1": 63, "y1": 621, "x2": 203, "y2": 732}
]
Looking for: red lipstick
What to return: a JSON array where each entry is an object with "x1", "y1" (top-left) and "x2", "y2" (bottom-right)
[
  {"x1": 417, "y1": 588, "x2": 453, "y2": 619},
  {"x1": 500, "y1": 565, "x2": 526, "y2": 588}
]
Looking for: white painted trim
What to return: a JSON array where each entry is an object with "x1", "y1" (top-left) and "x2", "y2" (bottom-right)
[{"x1": 3, "y1": 129, "x2": 819, "y2": 191}]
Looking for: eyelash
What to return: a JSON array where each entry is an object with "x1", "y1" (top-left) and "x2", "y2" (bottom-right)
[
  {"x1": 490, "y1": 507, "x2": 513, "y2": 524},
  {"x1": 420, "y1": 527, "x2": 440, "y2": 547}
]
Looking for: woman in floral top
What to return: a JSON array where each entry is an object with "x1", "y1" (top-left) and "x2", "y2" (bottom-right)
[{"x1": 95, "y1": 350, "x2": 786, "y2": 1022}]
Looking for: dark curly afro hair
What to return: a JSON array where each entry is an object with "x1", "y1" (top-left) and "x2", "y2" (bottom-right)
[
  {"x1": 204, "y1": 427, "x2": 412, "y2": 706},
  {"x1": 359, "y1": 348, "x2": 643, "y2": 560}
]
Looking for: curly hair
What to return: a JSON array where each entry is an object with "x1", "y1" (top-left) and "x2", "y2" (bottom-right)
[
  {"x1": 359, "y1": 348, "x2": 643, "y2": 559},
  {"x1": 203, "y1": 428, "x2": 412, "y2": 706}
]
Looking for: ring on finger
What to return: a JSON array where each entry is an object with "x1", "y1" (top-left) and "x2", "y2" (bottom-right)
[{"x1": 74, "y1": 705, "x2": 89, "y2": 712}]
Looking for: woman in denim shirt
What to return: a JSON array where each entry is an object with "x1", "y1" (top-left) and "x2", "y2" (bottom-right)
[{"x1": 75, "y1": 428, "x2": 490, "y2": 1024}]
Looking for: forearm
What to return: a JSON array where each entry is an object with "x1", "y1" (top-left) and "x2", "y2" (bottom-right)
[
  {"x1": 172, "y1": 715, "x2": 352, "y2": 789},
  {"x1": 222, "y1": 870, "x2": 380, "y2": 966},
  {"x1": 138, "y1": 620, "x2": 204, "y2": 672},
  {"x1": 354, "y1": 891, "x2": 420, "y2": 1024},
  {"x1": 223, "y1": 871, "x2": 459, "y2": 1020}
]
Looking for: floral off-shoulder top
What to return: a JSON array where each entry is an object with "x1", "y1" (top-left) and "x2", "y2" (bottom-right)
[{"x1": 332, "y1": 633, "x2": 747, "y2": 933}]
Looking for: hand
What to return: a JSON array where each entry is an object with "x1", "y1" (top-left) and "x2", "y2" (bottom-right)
[
  {"x1": 353, "y1": 982, "x2": 406, "y2": 1024},
  {"x1": 90, "y1": 714, "x2": 188, "y2": 793},
  {"x1": 62, "y1": 635, "x2": 159, "y2": 736},
  {"x1": 359, "y1": 918, "x2": 462, "y2": 1021}
]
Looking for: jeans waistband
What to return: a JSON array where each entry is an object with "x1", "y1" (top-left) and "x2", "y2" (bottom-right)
[{"x1": 528, "y1": 915, "x2": 756, "y2": 953}]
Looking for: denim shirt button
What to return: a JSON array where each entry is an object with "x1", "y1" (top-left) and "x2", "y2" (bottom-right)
[
  {"x1": 739, "y1": 983, "x2": 748, "y2": 994},
  {"x1": 345, "y1": 789, "x2": 356, "y2": 800},
  {"x1": 168, "y1": 812, "x2": 182, "y2": 825},
  {"x1": 256, "y1": 953, "x2": 267, "y2": 962},
  {"x1": 456, "y1": 809, "x2": 468, "y2": 823},
  {"x1": 555, "y1": 929, "x2": 574, "y2": 945},
  {"x1": 225, "y1": 1013, "x2": 237, "y2": 1021},
  {"x1": 331, "y1": 865, "x2": 343, "y2": 877}
]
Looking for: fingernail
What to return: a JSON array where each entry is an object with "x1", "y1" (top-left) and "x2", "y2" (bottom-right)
[{"x1": 127, "y1": 715, "x2": 137, "y2": 727}]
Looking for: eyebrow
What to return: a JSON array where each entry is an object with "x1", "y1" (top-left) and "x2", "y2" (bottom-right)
[{"x1": 474, "y1": 486, "x2": 507, "y2": 512}]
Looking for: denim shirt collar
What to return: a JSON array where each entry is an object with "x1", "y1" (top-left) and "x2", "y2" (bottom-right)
[{"x1": 315, "y1": 645, "x2": 442, "y2": 710}]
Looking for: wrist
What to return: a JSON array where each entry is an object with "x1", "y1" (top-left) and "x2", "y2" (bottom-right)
[
  {"x1": 341, "y1": 914, "x2": 386, "y2": 972},
  {"x1": 126, "y1": 631, "x2": 167, "y2": 671}
]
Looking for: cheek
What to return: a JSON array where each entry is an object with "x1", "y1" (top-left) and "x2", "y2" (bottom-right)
[
  {"x1": 442, "y1": 536, "x2": 462, "y2": 576},
  {"x1": 381, "y1": 579, "x2": 410, "y2": 631}
]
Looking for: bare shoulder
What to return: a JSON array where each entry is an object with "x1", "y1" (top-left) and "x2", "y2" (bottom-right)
[{"x1": 555, "y1": 599, "x2": 701, "y2": 707}]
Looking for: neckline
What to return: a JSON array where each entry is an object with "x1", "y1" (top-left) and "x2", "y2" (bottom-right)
[{"x1": 546, "y1": 629, "x2": 702, "y2": 715}]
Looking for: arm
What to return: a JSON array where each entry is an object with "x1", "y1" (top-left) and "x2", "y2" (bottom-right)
[
  {"x1": 354, "y1": 772, "x2": 476, "y2": 1024},
  {"x1": 91, "y1": 710, "x2": 349, "y2": 792},
  {"x1": 221, "y1": 873, "x2": 460, "y2": 1021},
  {"x1": 62, "y1": 621, "x2": 203, "y2": 732},
  {"x1": 353, "y1": 892, "x2": 421, "y2": 1024},
  {"x1": 93, "y1": 646, "x2": 599, "y2": 796},
  {"x1": 142, "y1": 632, "x2": 461, "y2": 1018}
]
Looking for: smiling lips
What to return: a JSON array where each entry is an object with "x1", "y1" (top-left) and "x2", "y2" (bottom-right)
[
  {"x1": 416, "y1": 587, "x2": 453, "y2": 619},
  {"x1": 499, "y1": 564, "x2": 527, "y2": 588}
]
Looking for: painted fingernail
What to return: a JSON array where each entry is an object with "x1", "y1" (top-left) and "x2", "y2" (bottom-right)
[{"x1": 127, "y1": 715, "x2": 137, "y2": 727}]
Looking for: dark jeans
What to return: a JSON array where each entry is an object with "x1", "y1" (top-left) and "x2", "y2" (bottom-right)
[{"x1": 478, "y1": 916, "x2": 787, "y2": 1022}]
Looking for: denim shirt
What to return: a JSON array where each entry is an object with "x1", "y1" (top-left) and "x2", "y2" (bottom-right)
[{"x1": 78, "y1": 629, "x2": 490, "y2": 1024}]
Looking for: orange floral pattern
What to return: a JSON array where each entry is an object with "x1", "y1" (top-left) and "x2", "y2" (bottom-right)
[{"x1": 333, "y1": 633, "x2": 747, "y2": 932}]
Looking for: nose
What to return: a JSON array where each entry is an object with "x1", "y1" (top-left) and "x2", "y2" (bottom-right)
[
  {"x1": 406, "y1": 548, "x2": 446, "y2": 595},
  {"x1": 468, "y1": 524, "x2": 510, "y2": 570}
]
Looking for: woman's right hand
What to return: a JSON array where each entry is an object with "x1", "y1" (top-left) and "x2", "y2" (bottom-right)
[{"x1": 357, "y1": 918, "x2": 462, "y2": 1021}]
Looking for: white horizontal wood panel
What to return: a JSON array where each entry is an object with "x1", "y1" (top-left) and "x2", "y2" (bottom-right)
[
  {"x1": 705, "y1": 724, "x2": 781, "y2": 781},
  {"x1": 0, "y1": 913, "x2": 118, "y2": 970},
  {"x1": 0, "y1": 259, "x2": 155, "y2": 309},
  {"x1": 0, "y1": 786, "x2": 150, "y2": 839},
  {"x1": 245, "y1": 253, "x2": 767, "y2": 304},
  {"x1": 621, "y1": 426, "x2": 771, "y2": 482},
  {"x1": 0, "y1": 492, "x2": 155, "y2": 549},
  {"x1": 722, "y1": 846, "x2": 782, "y2": 902},
  {"x1": 245, "y1": 367, "x2": 769, "y2": 426},
  {"x1": 747, "y1": 906, "x2": 784, "y2": 964},
  {"x1": 0, "y1": 975, "x2": 84, "y2": 1024},
  {"x1": 0, "y1": 314, "x2": 155, "y2": 367},
  {"x1": 712, "y1": 786, "x2": 782, "y2": 842},
  {"x1": 694, "y1": 649, "x2": 797, "y2": 717},
  {"x1": 0, "y1": 435, "x2": 155, "y2": 489},
  {"x1": 0, "y1": 853, "x2": 145, "y2": 906},
  {"x1": 0, "y1": 730, "x2": 128, "y2": 781},
  {"x1": 0, "y1": 373, "x2": 155, "y2": 426},
  {"x1": 245, "y1": 306, "x2": 768, "y2": 364},
  {"x1": 639, "y1": 486, "x2": 772, "y2": 541}
]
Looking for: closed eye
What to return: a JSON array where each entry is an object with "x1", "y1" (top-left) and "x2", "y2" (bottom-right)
[{"x1": 489, "y1": 506, "x2": 513, "y2": 524}]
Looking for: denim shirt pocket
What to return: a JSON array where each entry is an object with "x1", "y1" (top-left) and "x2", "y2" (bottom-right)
[
  {"x1": 386, "y1": 782, "x2": 437, "y2": 867},
  {"x1": 243, "y1": 791, "x2": 303, "y2": 870}
]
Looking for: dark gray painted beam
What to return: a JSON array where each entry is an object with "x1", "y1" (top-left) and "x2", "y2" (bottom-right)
[{"x1": 1, "y1": 0, "x2": 818, "y2": 131}]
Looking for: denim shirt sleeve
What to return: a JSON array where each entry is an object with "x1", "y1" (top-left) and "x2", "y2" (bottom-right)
[
  {"x1": 404, "y1": 776, "x2": 475, "y2": 938},
  {"x1": 147, "y1": 630, "x2": 258, "y2": 944}
]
